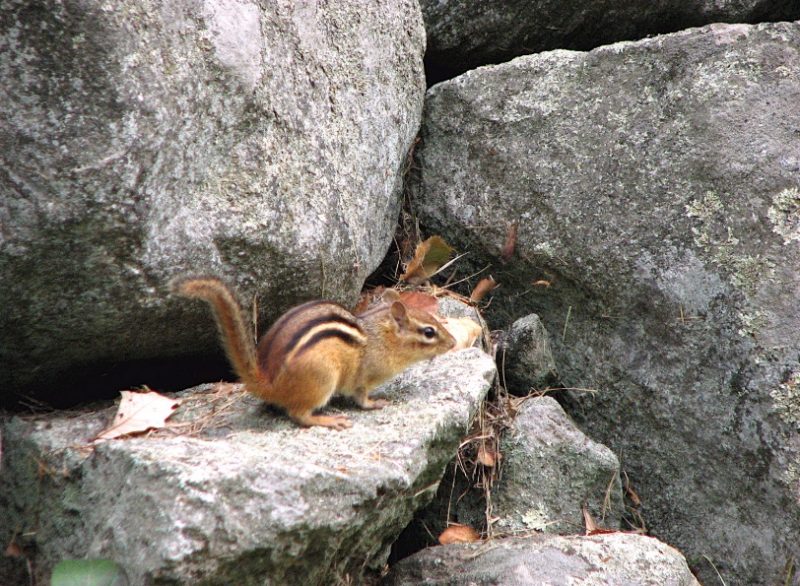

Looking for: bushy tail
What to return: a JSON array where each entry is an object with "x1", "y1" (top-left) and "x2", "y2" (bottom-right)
[{"x1": 172, "y1": 276, "x2": 262, "y2": 390}]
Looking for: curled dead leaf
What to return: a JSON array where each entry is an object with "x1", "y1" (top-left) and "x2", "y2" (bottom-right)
[
  {"x1": 501, "y1": 222, "x2": 518, "y2": 263},
  {"x1": 441, "y1": 317, "x2": 482, "y2": 350},
  {"x1": 582, "y1": 504, "x2": 617, "y2": 536},
  {"x1": 400, "y1": 236, "x2": 454, "y2": 284},
  {"x1": 469, "y1": 276, "x2": 498, "y2": 303},
  {"x1": 94, "y1": 389, "x2": 180, "y2": 441},
  {"x1": 5, "y1": 538, "x2": 23, "y2": 558},
  {"x1": 476, "y1": 442, "x2": 500, "y2": 468},
  {"x1": 438, "y1": 524, "x2": 480, "y2": 545},
  {"x1": 582, "y1": 504, "x2": 599, "y2": 535},
  {"x1": 532, "y1": 279, "x2": 552, "y2": 288}
]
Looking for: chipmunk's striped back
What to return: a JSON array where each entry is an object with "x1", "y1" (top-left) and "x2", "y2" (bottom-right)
[{"x1": 257, "y1": 301, "x2": 368, "y2": 383}]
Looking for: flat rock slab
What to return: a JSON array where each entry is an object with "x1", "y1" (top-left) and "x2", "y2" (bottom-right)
[
  {"x1": 0, "y1": 349, "x2": 495, "y2": 585},
  {"x1": 385, "y1": 533, "x2": 699, "y2": 586}
]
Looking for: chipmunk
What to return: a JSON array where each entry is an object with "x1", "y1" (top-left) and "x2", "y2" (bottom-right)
[{"x1": 173, "y1": 277, "x2": 455, "y2": 430}]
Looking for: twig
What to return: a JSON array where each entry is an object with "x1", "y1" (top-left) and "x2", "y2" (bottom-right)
[
  {"x1": 702, "y1": 555, "x2": 727, "y2": 586},
  {"x1": 443, "y1": 264, "x2": 492, "y2": 289},
  {"x1": 425, "y1": 252, "x2": 469, "y2": 280},
  {"x1": 601, "y1": 470, "x2": 618, "y2": 521}
]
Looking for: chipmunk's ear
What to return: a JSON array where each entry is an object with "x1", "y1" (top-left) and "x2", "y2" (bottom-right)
[{"x1": 390, "y1": 301, "x2": 409, "y2": 330}]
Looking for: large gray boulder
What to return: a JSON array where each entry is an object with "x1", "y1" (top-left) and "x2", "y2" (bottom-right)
[
  {"x1": 415, "y1": 21, "x2": 800, "y2": 585},
  {"x1": 0, "y1": 348, "x2": 496, "y2": 585},
  {"x1": 419, "y1": 0, "x2": 800, "y2": 81},
  {"x1": 385, "y1": 533, "x2": 700, "y2": 586},
  {"x1": 0, "y1": 0, "x2": 426, "y2": 403}
]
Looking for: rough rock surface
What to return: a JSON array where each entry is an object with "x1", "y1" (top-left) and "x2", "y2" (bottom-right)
[
  {"x1": 501, "y1": 314, "x2": 558, "y2": 392},
  {"x1": 419, "y1": 0, "x2": 800, "y2": 81},
  {"x1": 415, "y1": 21, "x2": 800, "y2": 585},
  {"x1": 494, "y1": 396, "x2": 623, "y2": 535},
  {"x1": 385, "y1": 533, "x2": 700, "y2": 586},
  {"x1": 0, "y1": 348, "x2": 495, "y2": 585},
  {"x1": 0, "y1": 0, "x2": 426, "y2": 403},
  {"x1": 390, "y1": 396, "x2": 621, "y2": 560}
]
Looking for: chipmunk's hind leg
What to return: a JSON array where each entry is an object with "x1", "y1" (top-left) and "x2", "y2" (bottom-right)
[
  {"x1": 288, "y1": 411, "x2": 352, "y2": 430},
  {"x1": 277, "y1": 363, "x2": 351, "y2": 430}
]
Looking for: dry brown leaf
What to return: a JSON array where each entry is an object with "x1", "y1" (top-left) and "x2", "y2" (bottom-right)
[
  {"x1": 95, "y1": 390, "x2": 180, "y2": 441},
  {"x1": 398, "y1": 290, "x2": 439, "y2": 314},
  {"x1": 469, "y1": 276, "x2": 498, "y2": 303},
  {"x1": 476, "y1": 442, "x2": 500, "y2": 467},
  {"x1": 439, "y1": 524, "x2": 480, "y2": 545},
  {"x1": 582, "y1": 504, "x2": 599, "y2": 534},
  {"x1": 501, "y1": 222, "x2": 518, "y2": 263},
  {"x1": 400, "y1": 236, "x2": 454, "y2": 284},
  {"x1": 582, "y1": 504, "x2": 617, "y2": 536},
  {"x1": 532, "y1": 279, "x2": 552, "y2": 288},
  {"x1": 442, "y1": 317, "x2": 482, "y2": 350},
  {"x1": 5, "y1": 538, "x2": 23, "y2": 558}
]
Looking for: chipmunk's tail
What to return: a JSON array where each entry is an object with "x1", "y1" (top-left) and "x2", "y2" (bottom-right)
[{"x1": 172, "y1": 276, "x2": 263, "y2": 392}]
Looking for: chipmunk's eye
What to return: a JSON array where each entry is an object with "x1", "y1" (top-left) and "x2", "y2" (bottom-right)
[{"x1": 421, "y1": 326, "x2": 436, "y2": 339}]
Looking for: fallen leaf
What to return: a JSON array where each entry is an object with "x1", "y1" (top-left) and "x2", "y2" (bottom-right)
[
  {"x1": 442, "y1": 317, "x2": 482, "y2": 350},
  {"x1": 400, "y1": 236, "x2": 454, "y2": 284},
  {"x1": 476, "y1": 442, "x2": 500, "y2": 467},
  {"x1": 582, "y1": 504, "x2": 599, "y2": 534},
  {"x1": 5, "y1": 538, "x2": 23, "y2": 558},
  {"x1": 94, "y1": 390, "x2": 180, "y2": 441},
  {"x1": 439, "y1": 524, "x2": 480, "y2": 545},
  {"x1": 582, "y1": 504, "x2": 617, "y2": 536},
  {"x1": 532, "y1": 279, "x2": 552, "y2": 288},
  {"x1": 469, "y1": 276, "x2": 498, "y2": 303},
  {"x1": 398, "y1": 290, "x2": 439, "y2": 314},
  {"x1": 501, "y1": 222, "x2": 518, "y2": 263}
]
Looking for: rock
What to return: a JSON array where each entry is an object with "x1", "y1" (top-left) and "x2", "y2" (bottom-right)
[
  {"x1": 385, "y1": 533, "x2": 700, "y2": 586},
  {"x1": 419, "y1": 0, "x2": 800, "y2": 81},
  {"x1": 501, "y1": 314, "x2": 558, "y2": 393},
  {"x1": 0, "y1": 348, "x2": 496, "y2": 585},
  {"x1": 391, "y1": 396, "x2": 622, "y2": 560},
  {"x1": 0, "y1": 0, "x2": 426, "y2": 404},
  {"x1": 494, "y1": 396, "x2": 623, "y2": 535},
  {"x1": 415, "y1": 21, "x2": 800, "y2": 585}
]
